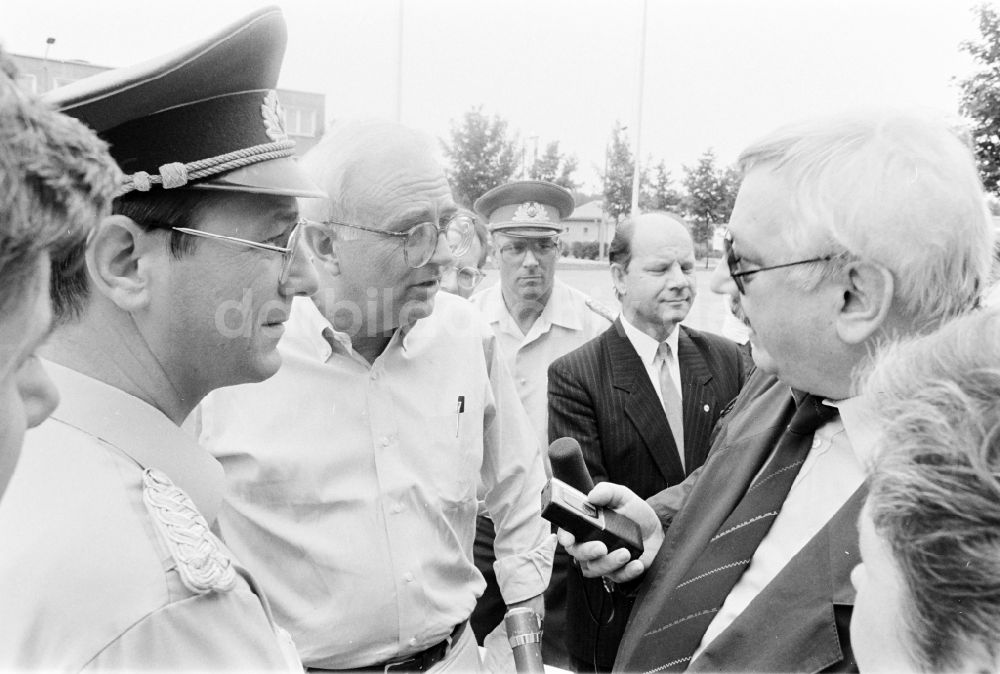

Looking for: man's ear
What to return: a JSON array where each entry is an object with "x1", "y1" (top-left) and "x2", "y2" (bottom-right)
[
  {"x1": 610, "y1": 262, "x2": 628, "y2": 299},
  {"x1": 302, "y1": 223, "x2": 340, "y2": 276},
  {"x1": 85, "y1": 215, "x2": 161, "y2": 312},
  {"x1": 835, "y1": 260, "x2": 894, "y2": 345}
]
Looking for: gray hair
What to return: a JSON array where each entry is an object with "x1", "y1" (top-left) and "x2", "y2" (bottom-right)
[
  {"x1": 298, "y1": 119, "x2": 436, "y2": 241},
  {"x1": 739, "y1": 109, "x2": 994, "y2": 328},
  {"x1": 862, "y1": 308, "x2": 1000, "y2": 671}
]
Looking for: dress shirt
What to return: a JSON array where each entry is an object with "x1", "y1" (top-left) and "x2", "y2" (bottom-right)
[
  {"x1": 693, "y1": 394, "x2": 878, "y2": 661},
  {"x1": 197, "y1": 293, "x2": 553, "y2": 669},
  {"x1": 0, "y1": 361, "x2": 300, "y2": 672},
  {"x1": 471, "y1": 279, "x2": 612, "y2": 450},
  {"x1": 618, "y1": 314, "x2": 683, "y2": 407}
]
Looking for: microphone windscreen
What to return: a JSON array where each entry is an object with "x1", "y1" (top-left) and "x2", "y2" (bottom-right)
[{"x1": 548, "y1": 437, "x2": 594, "y2": 494}]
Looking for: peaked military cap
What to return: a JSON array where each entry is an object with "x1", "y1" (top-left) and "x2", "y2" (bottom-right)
[
  {"x1": 474, "y1": 180, "x2": 574, "y2": 237},
  {"x1": 45, "y1": 6, "x2": 325, "y2": 199}
]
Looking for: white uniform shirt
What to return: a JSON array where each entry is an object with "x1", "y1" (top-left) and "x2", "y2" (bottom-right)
[
  {"x1": 693, "y1": 395, "x2": 878, "y2": 661},
  {"x1": 0, "y1": 361, "x2": 300, "y2": 672},
  {"x1": 196, "y1": 293, "x2": 554, "y2": 669},
  {"x1": 471, "y1": 278, "x2": 612, "y2": 450}
]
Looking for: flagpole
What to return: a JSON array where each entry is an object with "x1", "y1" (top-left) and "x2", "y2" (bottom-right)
[{"x1": 630, "y1": 0, "x2": 649, "y2": 216}]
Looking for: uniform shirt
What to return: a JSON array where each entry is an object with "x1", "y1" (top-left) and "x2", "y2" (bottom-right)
[
  {"x1": 0, "y1": 361, "x2": 300, "y2": 672},
  {"x1": 693, "y1": 394, "x2": 878, "y2": 661},
  {"x1": 471, "y1": 279, "x2": 613, "y2": 450},
  {"x1": 196, "y1": 293, "x2": 554, "y2": 669}
]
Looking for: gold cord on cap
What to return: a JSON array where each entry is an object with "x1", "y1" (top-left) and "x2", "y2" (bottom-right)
[{"x1": 119, "y1": 139, "x2": 296, "y2": 196}]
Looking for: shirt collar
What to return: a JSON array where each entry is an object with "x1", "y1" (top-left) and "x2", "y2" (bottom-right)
[
  {"x1": 41, "y1": 359, "x2": 225, "y2": 522},
  {"x1": 289, "y1": 296, "x2": 410, "y2": 362},
  {"x1": 824, "y1": 394, "x2": 881, "y2": 471},
  {"x1": 619, "y1": 313, "x2": 679, "y2": 366},
  {"x1": 481, "y1": 279, "x2": 584, "y2": 331}
]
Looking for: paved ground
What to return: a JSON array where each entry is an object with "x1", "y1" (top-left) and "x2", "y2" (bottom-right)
[{"x1": 476, "y1": 260, "x2": 733, "y2": 337}]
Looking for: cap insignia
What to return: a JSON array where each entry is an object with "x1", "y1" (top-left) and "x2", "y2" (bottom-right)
[
  {"x1": 142, "y1": 468, "x2": 237, "y2": 595},
  {"x1": 261, "y1": 90, "x2": 289, "y2": 142},
  {"x1": 512, "y1": 201, "x2": 552, "y2": 223}
]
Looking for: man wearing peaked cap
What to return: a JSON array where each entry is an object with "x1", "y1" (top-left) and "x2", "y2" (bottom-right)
[
  {"x1": 0, "y1": 7, "x2": 318, "y2": 670},
  {"x1": 469, "y1": 181, "x2": 613, "y2": 667}
]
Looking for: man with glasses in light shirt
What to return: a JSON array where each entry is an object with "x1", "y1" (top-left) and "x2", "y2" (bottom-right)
[
  {"x1": 0, "y1": 8, "x2": 321, "y2": 670},
  {"x1": 441, "y1": 207, "x2": 489, "y2": 299},
  {"x1": 196, "y1": 119, "x2": 555, "y2": 672},
  {"x1": 469, "y1": 180, "x2": 613, "y2": 666}
]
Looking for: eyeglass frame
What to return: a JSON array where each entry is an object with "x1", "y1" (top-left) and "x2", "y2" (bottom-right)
[
  {"x1": 443, "y1": 265, "x2": 486, "y2": 290},
  {"x1": 171, "y1": 218, "x2": 307, "y2": 285},
  {"x1": 495, "y1": 236, "x2": 561, "y2": 264},
  {"x1": 320, "y1": 212, "x2": 474, "y2": 269},
  {"x1": 723, "y1": 229, "x2": 833, "y2": 294}
]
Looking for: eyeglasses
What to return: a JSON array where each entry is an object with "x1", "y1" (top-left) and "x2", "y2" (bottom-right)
[
  {"x1": 322, "y1": 213, "x2": 475, "y2": 269},
  {"x1": 497, "y1": 238, "x2": 559, "y2": 264},
  {"x1": 443, "y1": 265, "x2": 485, "y2": 291},
  {"x1": 723, "y1": 229, "x2": 833, "y2": 294},
  {"x1": 171, "y1": 219, "x2": 307, "y2": 285}
]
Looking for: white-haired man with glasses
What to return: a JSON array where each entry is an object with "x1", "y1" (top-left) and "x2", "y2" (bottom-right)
[
  {"x1": 441, "y1": 207, "x2": 489, "y2": 299},
  {"x1": 559, "y1": 109, "x2": 996, "y2": 673},
  {"x1": 194, "y1": 119, "x2": 555, "y2": 672}
]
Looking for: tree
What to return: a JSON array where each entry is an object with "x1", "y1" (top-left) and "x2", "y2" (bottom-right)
[
  {"x1": 529, "y1": 140, "x2": 580, "y2": 191},
  {"x1": 440, "y1": 106, "x2": 519, "y2": 207},
  {"x1": 603, "y1": 122, "x2": 635, "y2": 224},
  {"x1": 682, "y1": 149, "x2": 735, "y2": 247},
  {"x1": 959, "y1": 4, "x2": 1000, "y2": 195},
  {"x1": 720, "y1": 165, "x2": 742, "y2": 222},
  {"x1": 641, "y1": 160, "x2": 685, "y2": 212}
]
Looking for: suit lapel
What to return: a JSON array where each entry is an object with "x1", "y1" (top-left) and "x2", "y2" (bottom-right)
[
  {"x1": 677, "y1": 327, "x2": 715, "y2": 473},
  {"x1": 690, "y1": 485, "x2": 867, "y2": 673},
  {"x1": 618, "y1": 375, "x2": 794, "y2": 666},
  {"x1": 609, "y1": 320, "x2": 685, "y2": 483}
]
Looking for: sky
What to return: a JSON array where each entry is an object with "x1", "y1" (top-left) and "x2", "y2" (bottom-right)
[{"x1": 1, "y1": 0, "x2": 991, "y2": 192}]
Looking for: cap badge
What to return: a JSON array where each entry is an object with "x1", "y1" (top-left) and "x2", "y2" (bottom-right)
[
  {"x1": 261, "y1": 90, "x2": 289, "y2": 142},
  {"x1": 142, "y1": 468, "x2": 237, "y2": 595},
  {"x1": 512, "y1": 201, "x2": 552, "y2": 223}
]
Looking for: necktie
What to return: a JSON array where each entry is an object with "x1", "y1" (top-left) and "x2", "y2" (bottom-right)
[
  {"x1": 632, "y1": 394, "x2": 839, "y2": 673},
  {"x1": 656, "y1": 342, "x2": 685, "y2": 465}
]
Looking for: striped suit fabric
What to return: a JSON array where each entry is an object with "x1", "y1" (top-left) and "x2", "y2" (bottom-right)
[{"x1": 548, "y1": 319, "x2": 749, "y2": 670}]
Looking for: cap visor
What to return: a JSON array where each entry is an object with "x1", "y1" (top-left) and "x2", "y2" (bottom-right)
[
  {"x1": 192, "y1": 157, "x2": 327, "y2": 199},
  {"x1": 490, "y1": 224, "x2": 563, "y2": 237}
]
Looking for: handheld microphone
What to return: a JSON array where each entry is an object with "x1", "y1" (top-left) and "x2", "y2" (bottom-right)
[
  {"x1": 541, "y1": 437, "x2": 644, "y2": 560},
  {"x1": 548, "y1": 436, "x2": 595, "y2": 493},
  {"x1": 504, "y1": 607, "x2": 545, "y2": 673}
]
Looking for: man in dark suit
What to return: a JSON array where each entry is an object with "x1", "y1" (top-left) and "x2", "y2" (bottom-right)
[
  {"x1": 548, "y1": 212, "x2": 749, "y2": 671},
  {"x1": 559, "y1": 110, "x2": 996, "y2": 672}
]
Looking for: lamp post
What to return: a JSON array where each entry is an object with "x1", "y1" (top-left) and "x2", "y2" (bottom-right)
[
  {"x1": 630, "y1": 0, "x2": 649, "y2": 217},
  {"x1": 42, "y1": 37, "x2": 55, "y2": 92}
]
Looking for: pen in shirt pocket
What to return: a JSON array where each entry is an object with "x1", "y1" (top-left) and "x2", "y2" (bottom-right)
[{"x1": 456, "y1": 395, "x2": 465, "y2": 437}]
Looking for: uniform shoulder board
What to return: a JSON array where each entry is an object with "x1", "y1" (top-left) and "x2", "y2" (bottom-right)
[
  {"x1": 585, "y1": 296, "x2": 616, "y2": 323},
  {"x1": 142, "y1": 468, "x2": 237, "y2": 595}
]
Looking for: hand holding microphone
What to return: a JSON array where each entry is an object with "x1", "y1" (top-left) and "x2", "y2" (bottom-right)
[{"x1": 541, "y1": 438, "x2": 644, "y2": 560}]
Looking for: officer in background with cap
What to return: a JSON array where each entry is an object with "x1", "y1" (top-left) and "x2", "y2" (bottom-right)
[
  {"x1": 470, "y1": 180, "x2": 613, "y2": 666},
  {"x1": 0, "y1": 8, "x2": 321, "y2": 670}
]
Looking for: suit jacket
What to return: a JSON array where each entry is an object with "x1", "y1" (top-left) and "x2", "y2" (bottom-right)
[
  {"x1": 615, "y1": 371, "x2": 863, "y2": 673},
  {"x1": 548, "y1": 319, "x2": 748, "y2": 668}
]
